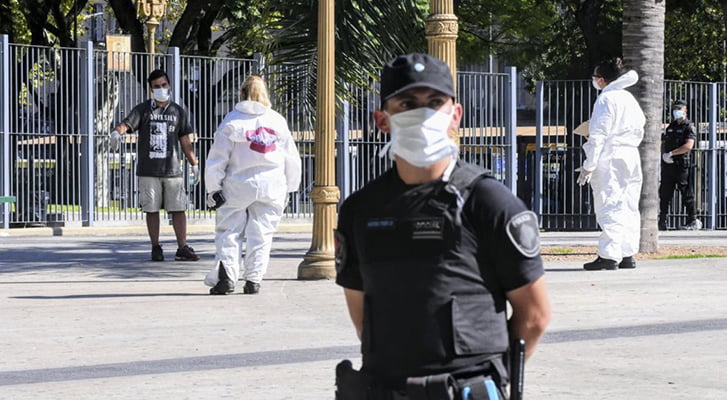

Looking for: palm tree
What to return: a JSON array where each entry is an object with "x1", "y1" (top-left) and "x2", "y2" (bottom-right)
[
  {"x1": 623, "y1": 1, "x2": 666, "y2": 253},
  {"x1": 262, "y1": 0, "x2": 426, "y2": 128}
]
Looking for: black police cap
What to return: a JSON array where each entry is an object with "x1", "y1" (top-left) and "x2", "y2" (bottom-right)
[
  {"x1": 379, "y1": 53, "x2": 455, "y2": 105},
  {"x1": 673, "y1": 99, "x2": 687, "y2": 107}
]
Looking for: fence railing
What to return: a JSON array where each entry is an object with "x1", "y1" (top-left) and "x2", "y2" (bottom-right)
[
  {"x1": 533, "y1": 79, "x2": 727, "y2": 230},
  {"x1": 0, "y1": 37, "x2": 515, "y2": 228}
]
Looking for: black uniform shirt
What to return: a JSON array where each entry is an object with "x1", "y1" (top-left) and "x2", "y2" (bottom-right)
[
  {"x1": 662, "y1": 119, "x2": 696, "y2": 162},
  {"x1": 335, "y1": 162, "x2": 544, "y2": 380},
  {"x1": 122, "y1": 100, "x2": 194, "y2": 177},
  {"x1": 336, "y1": 164, "x2": 543, "y2": 292}
]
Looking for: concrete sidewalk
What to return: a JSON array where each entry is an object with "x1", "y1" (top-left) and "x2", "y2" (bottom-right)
[{"x1": 0, "y1": 231, "x2": 725, "y2": 399}]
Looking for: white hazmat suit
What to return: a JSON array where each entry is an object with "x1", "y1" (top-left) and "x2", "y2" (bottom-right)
[
  {"x1": 204, "y1": 101, "x2": 302, "y2": 288},
  {"x1": 582, "y1": 70, "x2": 645, "y2": 262}
]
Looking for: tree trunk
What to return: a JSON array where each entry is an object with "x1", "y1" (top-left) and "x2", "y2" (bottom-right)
[
  {"x1": 623, "y1": 0, "x2": 665, "y2": 253},
  {"x1": 107, "y1": 0, "x2": 147, "y2": 53}
]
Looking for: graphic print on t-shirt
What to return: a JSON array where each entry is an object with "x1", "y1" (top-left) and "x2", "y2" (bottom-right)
[
  {"x1": 149, "y1": 121, "x2": 168, "y2": 159},
  {"x1": 245, "y1": 126, "x2": 279, "y2": 153}
]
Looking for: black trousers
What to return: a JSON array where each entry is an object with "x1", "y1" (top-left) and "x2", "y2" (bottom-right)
[{"x1": 659, "y1": 160, "x2": 696, "y2": 220}]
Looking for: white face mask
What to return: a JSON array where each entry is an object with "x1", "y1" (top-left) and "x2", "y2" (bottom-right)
[
  {"x1": 381, "y1": 107, "x2": 458, "y2": 167},
  {"x1": 152, "y1": 88, "x2": 170, "y2": 102},
  {"x1": 672, "y1": 109, "x2": 685, "y2": 120},
  {"x1": 592, "y1": 77, "x2": 601, "y2": 90}
]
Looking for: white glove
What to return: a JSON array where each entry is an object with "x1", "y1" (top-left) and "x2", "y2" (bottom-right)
[
  {"x1": 190, "y1": 165, "x2": 200, "y2": 185},
  {"x1": 206, "y1": 192, "x2": 217, "y2": 209},
  {"x1": 662, "y1": 152, "x2": 674, "y2": 164},
  {"x1": 110, "y1": 130, "x2": 122, "y2": 151},
  {"x1": 576, "y1": 167, "x2": 593, "y2": 186}
]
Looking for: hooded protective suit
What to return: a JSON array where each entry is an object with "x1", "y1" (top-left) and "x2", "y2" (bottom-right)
[
  {"x1": 204, "y1": 101, "x2": 302, "y2": 287},
  {"x1": 582, "y1": 70, "x2": 645, "y2": 262}
]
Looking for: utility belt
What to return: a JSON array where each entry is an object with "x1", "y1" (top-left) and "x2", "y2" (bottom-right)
[{"x1": 334, "y1": 360, "x2": 507, "y2": 400}]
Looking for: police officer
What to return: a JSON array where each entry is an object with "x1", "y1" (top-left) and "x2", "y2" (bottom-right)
[
  {"x1": 659, "y1": 100, "x2": 701, "y2": 231},
  {"x1": 334, "y1": 53, "x2": 551, "y2": 400}
]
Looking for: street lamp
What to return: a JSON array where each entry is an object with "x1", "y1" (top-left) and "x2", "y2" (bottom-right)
[
  {"x1": 427, "y1": 1, "x2": 459, "y2": 142},
  {"x1": 136, "y1": 0, "x2": 167, "y2": 55},
  {"x1": 426, "y1": 0, "x2": 458, "y2": 87},
  {"x1": 297, "y1": 0, "x2": 338, "y2": 279}
]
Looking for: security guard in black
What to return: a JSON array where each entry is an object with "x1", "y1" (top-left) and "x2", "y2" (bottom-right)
[
  {"x1": 659, "y1": 100, "x2": 697, "y2": 227},
  {"x1": 335, "y1": 160, "x2": 544, "y2": 389}
]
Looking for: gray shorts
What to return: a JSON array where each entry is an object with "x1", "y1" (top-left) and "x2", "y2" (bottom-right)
[{"x1": 138, "y1": 176, "x2": 187, "y2": 213}]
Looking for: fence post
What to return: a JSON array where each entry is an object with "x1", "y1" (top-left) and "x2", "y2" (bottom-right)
[
  {"x1": 506, "y1": 66, "x2": 517, "y2": 194},
  {"x1": 708, "y1": 83, "x2": 718, "y2": 230},
  {"x1": 80, "y1": 41, "x2": 95, "y2": 226},
  {"x1": 335, "y1": 87, "x2": 351, "y2": 200},
  {"x1": 534, "y1": 81, "x2": 544, "y2": 225},
  {"x1": 167, "y1": 47, "x2": 181, "y2": 104},
  {"x1": 1, "y1": 35, "x2": 9, "y2": 229}
]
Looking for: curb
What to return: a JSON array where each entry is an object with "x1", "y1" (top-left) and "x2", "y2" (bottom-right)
[{"x1": 0, "y1": 222, "x2": 313, "y2": 237}]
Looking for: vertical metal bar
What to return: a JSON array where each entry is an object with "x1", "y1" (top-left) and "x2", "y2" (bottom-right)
[
  {"x1": 1, "y1": 35, "x2": 9, "y2": 229},
  {"x1": 708, "y1": 83, "x2": 718, "y2": 230},
  {"x1": 534, "y1": 81, "x2": 544, "y2": 224},
  {"x1": 506, "y1": 67, "x2": 517, "y2": 194},
  {"x1": 341, "y1": 90, "x2": 350, "y2": 200},
  {"x1": 168, "y1": 47, "x2": 181, "y2": 104},
  {"x1": 80, "y1": 41, "x2": 94, "y2": 226}
]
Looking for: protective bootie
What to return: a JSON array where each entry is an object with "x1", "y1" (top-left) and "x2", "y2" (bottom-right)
[
  {"x1": 209, "y1": 262, "x2": 235, "y2": 295},
  {"x1": 681, "y1": 219, "x2": 702, "y2": 231},
  {"x1": 619, "y1": 256, "x2": 636, "y2": 269},
  {"x1": 583, "y1": 256, "x2": 618, "y2": 271}
]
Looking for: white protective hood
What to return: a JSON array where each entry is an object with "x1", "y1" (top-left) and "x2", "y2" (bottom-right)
[{"x1": 205, "y1": 101, "x2": 302, "y2": 196}]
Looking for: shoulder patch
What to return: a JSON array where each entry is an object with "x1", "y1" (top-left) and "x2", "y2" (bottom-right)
[
  {"x1": 334, "y1": 230, "x2": 347, "y2": 274},
  {"x1": 505, "y1": 211, "x2": 541, "y2": 258}
]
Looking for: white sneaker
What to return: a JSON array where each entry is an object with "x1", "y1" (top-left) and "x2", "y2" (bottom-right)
[{"x1": 681, "y1": 219, "x2": 702, "y2": 231}]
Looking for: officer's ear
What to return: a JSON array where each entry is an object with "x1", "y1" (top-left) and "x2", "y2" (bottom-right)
[
  {"x1": 449, "y1": 102, "x2": 463, "y2": 131},
  {"x1": 373, "y1": 109, "x2": 391, "y2": 134}
]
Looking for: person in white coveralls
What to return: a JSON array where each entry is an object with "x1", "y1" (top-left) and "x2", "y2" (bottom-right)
[
  {"x1": 577, "y1": 57, "x2": 645, "y2": 271},
  {"x1": 204, "y1": 76, "x2": 302, "y2": 295}
]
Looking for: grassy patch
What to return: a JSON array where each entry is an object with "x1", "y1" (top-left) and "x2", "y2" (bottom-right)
[
  {"x1": 653, "y1": 254, "x2": 727, "y2": 260},
  {"x1": 543, "y1": 248, "x2": 575, "y2": 254}
]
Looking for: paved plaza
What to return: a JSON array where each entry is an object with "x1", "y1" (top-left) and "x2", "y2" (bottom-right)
[{"x1": 0, "y1": 226, "x2": 725, "y2": 399}]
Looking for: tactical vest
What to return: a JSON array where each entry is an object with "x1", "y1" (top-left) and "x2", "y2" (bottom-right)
[{"x1": 358, "y1": 161, "x2": 510, "y2": 382}]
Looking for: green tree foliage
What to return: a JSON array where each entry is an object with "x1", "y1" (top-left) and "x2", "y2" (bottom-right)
[
  {"x1": 455, "y1": 0, "x2": 559, "y2": 70},
  {"x1": 522, "y1": 0, "x2": 622, "y2": 84},
  {"x1": 665, "y1": 1, "x2": 725, "y2": 81},
  {"x1": 4, "y1": 0, "x2": 727, "y2": 84}
]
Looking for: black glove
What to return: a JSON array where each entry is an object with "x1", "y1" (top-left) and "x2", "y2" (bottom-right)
[{"x1": 206, "y1": 191, "x2": 226, "y2": 210}]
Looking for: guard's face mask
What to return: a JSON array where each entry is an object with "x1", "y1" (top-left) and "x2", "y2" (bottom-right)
[
  {"x1": 382, "y1": 107, "x2": 458, "y2": 167},
  {"x1": 592, "y1": 77, "x2": 601, "y2": 90},
  {"x1": 672, "y1": 109, "x2": 685, "y2": 120},
  {"x1": 152, "y1": 88, "x2": 171, "y2": 102}
]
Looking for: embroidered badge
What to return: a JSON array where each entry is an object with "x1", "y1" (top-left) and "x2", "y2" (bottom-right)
[
  {"x1": 366, "y1": 218, "x2": 395, "y2": 229},
  {"x1": 334, "y1": 230, "x2": 347, "y2": 274},
  {"x1": 505, "y1": 211, "x2": 540, "y2": 257},
  {"x1": 411, "y1": 218, "x2": 444, "y2": 240}
]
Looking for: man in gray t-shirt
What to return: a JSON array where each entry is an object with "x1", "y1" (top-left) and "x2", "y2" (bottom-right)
[{"x1": 110, "y1": 69, "x2": 200, "y2": 262}]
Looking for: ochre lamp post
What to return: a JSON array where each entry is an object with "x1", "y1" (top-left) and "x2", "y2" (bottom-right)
[
  {"x1": 298, "y1": 0, "x2": 338, "y2": 279},
  {"x1": 136, "y1": 0, "x2": 167, "y2": 56},
  {"x1": 426, "y1": 0, "x2": 458, "y2": 86},
  {"x1": 427, "y1": 0, "x2": 459, "y2": 142}
]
